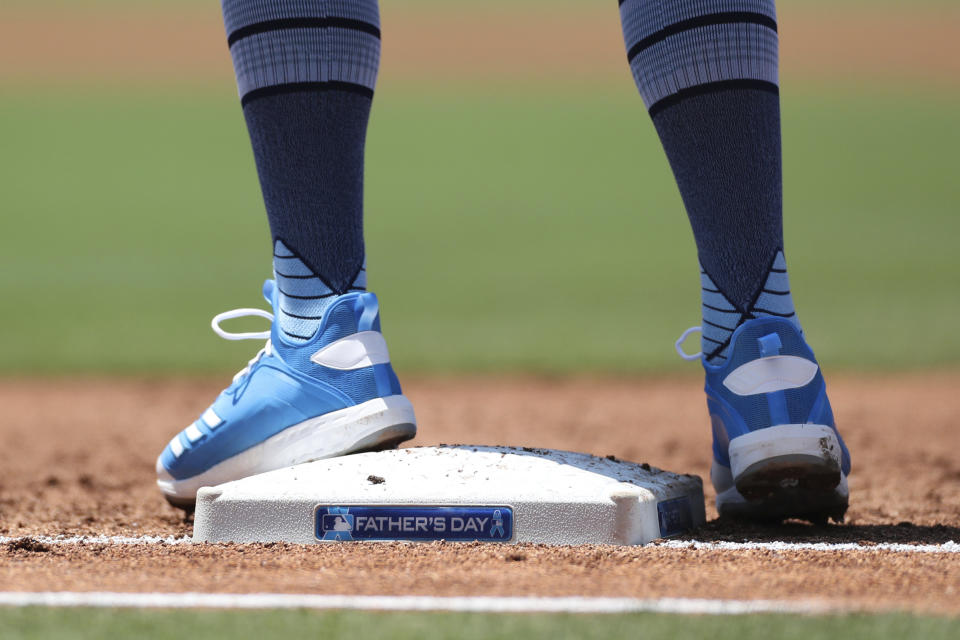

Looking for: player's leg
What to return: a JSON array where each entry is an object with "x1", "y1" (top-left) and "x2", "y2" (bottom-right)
[
  {"x1": 617, "y1": 0, "x2": 849, "y2": 521},
  {"x1": 156, "y1": 0, "x2": 415, "y2": 507}
]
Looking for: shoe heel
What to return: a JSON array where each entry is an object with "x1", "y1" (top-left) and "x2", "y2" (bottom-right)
[{"x1": 729, "y1": 424, "x2": 841, "y2": 500}]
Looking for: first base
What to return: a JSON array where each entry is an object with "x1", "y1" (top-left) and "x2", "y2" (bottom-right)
[{"x1": 193, "y1": 446, "x2": 705, "y2": 545}]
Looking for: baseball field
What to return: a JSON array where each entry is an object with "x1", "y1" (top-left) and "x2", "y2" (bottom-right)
[{"x1": 1, "y1": 0, "x2": 959, "y2": 636}]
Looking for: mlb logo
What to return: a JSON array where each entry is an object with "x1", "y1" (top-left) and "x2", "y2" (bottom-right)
[
  {"x1": 322, "y1": 513, "x2": 354, "y2": 532},
  {"x1": 318, "y1": 508, "x2": 356, "y2": 540}
]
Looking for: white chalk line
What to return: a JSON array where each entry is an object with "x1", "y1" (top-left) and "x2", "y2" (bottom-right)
[
  {"x1": 2, "y1": 535, "x2": 959, "y2": 554},
  {"x1": 1, "y1": 535, "x2": 191, "y2": 546},
  {"x1": 654, "y1": 539, "x2": 960, "y2": 554},
  {"x1": 0, "y1": 591, "x2": 837, "y2": 615}
]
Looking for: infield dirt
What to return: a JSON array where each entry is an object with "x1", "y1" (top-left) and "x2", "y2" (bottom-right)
[
  {"x1": 2, "y1": 0, "x2": 959, "y2": 618},
  {"x1": 1, "y1": 4, "x2": 958, "y2": 87},
  {"x1": 1, "y1": 374, "x2": 959, "y2": 613}
]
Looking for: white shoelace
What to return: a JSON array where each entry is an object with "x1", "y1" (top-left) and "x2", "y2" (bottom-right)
[
  {"x1": 674, "y1": 326, "x2": 703, "y2": 361},
  {"x1": 212, "y1": 309, "x2": 707, "y2": 369},
  {"x1": 210, "y1": 308, "x2": 274, "y2": 383}
]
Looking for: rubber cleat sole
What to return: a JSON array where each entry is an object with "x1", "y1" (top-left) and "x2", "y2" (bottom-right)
[
  {"x1": 717, "y1": 489, "x2": 849, "y2": 524},
  {"x1": 724, "y1": 457, "x2": 848, "y2": 523},
  {"x1": 714, "y1": 423, "x2": 848, "y2": 524},
  {"x1": 736, "y1": 453, "x2": 840, "y2": 497},
  {"x1": 162, "y1": 430, "x2": 413, "y2": 512},
  {"x1": 159, "y1": 395, "x2": 416, "y2": 509}
]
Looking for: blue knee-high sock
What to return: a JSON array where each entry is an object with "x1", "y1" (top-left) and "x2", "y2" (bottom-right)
[
  {"x1": 619, "y1": 0, "x2": 800, "y2": 362},
  {"x1": 222, "y1": 0, "x2": 380, "y2": 341}
]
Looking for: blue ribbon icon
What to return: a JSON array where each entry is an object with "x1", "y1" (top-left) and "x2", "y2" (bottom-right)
[{"x1": 490, "y1": 509, "x2": 505, "y2": 538}]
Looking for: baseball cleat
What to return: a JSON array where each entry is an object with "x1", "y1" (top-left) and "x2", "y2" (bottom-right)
[
  {"x1": 682, "y1": 317, "x2": 851, "y2": 523},
  {"x1": 156, "y1": 280, "x2": 416, "y2": 509}
]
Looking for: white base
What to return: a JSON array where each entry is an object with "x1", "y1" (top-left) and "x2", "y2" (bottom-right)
[{"x1": 193, "y1": 446, "x2": 705, "y2": 545}]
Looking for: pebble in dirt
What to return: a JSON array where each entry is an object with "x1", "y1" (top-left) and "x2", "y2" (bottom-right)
[{"x1": 193, "y1": 446, "x2": 706, "y2": 545}]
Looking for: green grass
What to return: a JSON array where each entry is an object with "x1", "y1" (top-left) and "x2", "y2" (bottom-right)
[
  {"x1": 1, "y1": 82, "x2": 957, "y2": 374},
  {"x1": 1, "y1": 608, "x2": 958, "y2": 640}
]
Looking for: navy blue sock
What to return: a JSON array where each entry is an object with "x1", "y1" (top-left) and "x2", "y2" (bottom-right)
[
  {"x1": 619, "y1": 0, "x2": 800, "y2": 362},
  {"x1": 243, "y1": 90, "x2": 372, "y2": 294},
  {"x1": 223, "y1": 0, "x2": 381, "y2": 296}
]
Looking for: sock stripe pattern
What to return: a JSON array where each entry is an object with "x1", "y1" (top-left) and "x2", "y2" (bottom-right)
[
  {"x1": 752, "y1": 252, "x2": 795, "y2": 318},
  {"x1": 274, "y1": 240, "x2": 367, "y2": 344},
  {"x1": 618, "y1": 0, "x2": 778, "y2": 112},
  {"x1": 699, "y1": 250, "x2": 799, "y2": 361},
  {"x1": 222, "y1": 0, "x2": 380, "y2": 104},
  {"x1": 227, "y1": 17, "x2": 380, "y2": 46}
]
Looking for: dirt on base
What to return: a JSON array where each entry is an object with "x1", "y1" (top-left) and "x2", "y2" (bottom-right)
[{"x1": 1, "y1": 373, "x2": 959, "y2": 612}]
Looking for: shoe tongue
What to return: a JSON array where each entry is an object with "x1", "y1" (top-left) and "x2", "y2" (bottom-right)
[{"x1": 262, "y1": 279, "x2": 277, "y2": 308}]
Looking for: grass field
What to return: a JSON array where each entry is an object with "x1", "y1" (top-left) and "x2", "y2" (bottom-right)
[
  {"x1": 2, "y1": 608, "x2": 959, "y2": 640},
  {"x1": 1, "y1": 84, "x2": 957, "y2": 374}
]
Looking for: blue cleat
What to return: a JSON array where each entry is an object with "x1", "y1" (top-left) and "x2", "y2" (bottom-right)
[
  {"x1": 156, "y1": 280, "x2": 416, "y2": 508},
  {"x1": 682, "y1": 317, "x2": 851, "y2": 522}
]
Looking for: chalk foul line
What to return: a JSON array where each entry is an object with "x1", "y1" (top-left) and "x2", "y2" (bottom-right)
[
  {"x1": 654, "y1": 539, "x2": 960, "y2": 554},
  {"x1": 1, "y1": 535, "x2": 192, "y2": 546},
  {"x1": 2, "y1": 535, "x2": 959, "y2": 554},
  {"x1": 0, "y1": 591, "x2": 838, "y2": 615}
]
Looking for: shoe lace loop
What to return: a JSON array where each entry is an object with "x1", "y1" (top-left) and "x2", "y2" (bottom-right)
[
  {"x1": 211, "y1": 308, "x2": 274, "y2": 341},
  {"x1": 674, "y1": 326, "x2": 703, "y2": 361},
  {"x1": 210, "y1": 308, "x2": 274, "y2": 383}
]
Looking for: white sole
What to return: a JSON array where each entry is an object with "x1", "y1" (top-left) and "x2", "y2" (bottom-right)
[
  {"x1": 728, "y1": 424, "x2": 841, "y2": 482},
  {"x1": 714, "y1": 424, "x2": 848, "y2": 523},
  {"x1": 157, "y1": 394, "x2": 416, "y2": 505}
]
